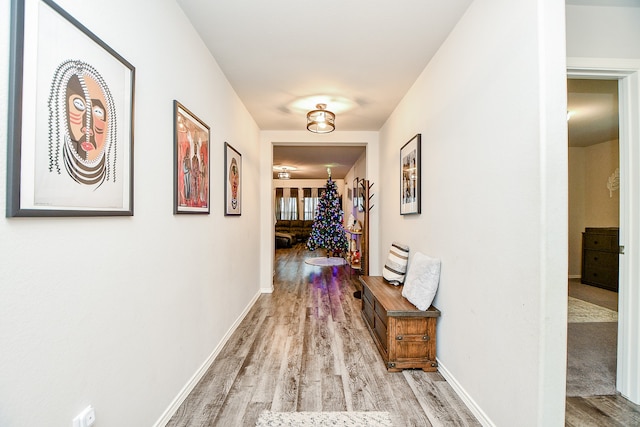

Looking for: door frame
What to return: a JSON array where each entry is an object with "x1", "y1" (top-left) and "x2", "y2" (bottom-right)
[{"x1": 567, "y1": 57, "x2": 640, "y2": 404}]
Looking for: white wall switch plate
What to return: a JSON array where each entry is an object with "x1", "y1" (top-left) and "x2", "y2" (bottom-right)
[{"x1": 73, "y1": 405, "x2": 95, "y2": 427}]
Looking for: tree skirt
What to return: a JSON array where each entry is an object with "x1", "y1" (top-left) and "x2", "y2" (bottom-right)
[
  {"x1": 304, "y1": 257, "x2": 346, "y2": 267},
  {"x1": 256, "y1": 411, "x2": 392, "y2": 427}
]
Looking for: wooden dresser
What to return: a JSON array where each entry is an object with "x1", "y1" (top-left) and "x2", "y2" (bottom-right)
[
  {"x1": 581, "y1": 227, "x2": 619, "y2": 292},
  {"x1": 359, "y1": 276, "x2": 440, "y2": 372}
]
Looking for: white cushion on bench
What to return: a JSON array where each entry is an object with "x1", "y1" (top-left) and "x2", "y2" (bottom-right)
[{"x1": 402, "y1": 252, "x2": 441, "y2": 311}]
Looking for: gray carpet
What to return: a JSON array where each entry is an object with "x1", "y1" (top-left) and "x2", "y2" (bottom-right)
[
  {"x1": 566, "y1": 281, "x2": 618, "y2": 397},
  {"x1": 566, "y1": 320, "x2": 617, "y2": 397}
]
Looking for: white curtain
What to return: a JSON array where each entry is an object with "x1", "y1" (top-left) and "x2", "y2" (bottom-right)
[
  {"x1": 303, "y1": 188, "x2": 321, "y2": 220},
  {"x1": 276, "y1": 187, "x2": 298, "y2": 220}
]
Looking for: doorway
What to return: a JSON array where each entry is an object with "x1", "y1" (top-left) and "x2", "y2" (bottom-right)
[
  {"x1": 271, "y1": 144, "x2": 367, "y2": 253},
  {"x1": 566, "y1": 77, "x2": 620, "y2": 397},
  {"x1": 567, "y1": 60, "x2": 640, "y2": 404}
]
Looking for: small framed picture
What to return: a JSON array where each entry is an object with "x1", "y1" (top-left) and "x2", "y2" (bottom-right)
[
  {"x1": 173, "y1": 101, "x2": 210, "y2": 214},
  {"x1": 7, "y1": 0, "x2": 135, "y2": 216},
  {"x1": 400, "y1": 134, "x2": 421, "y2": 215},
  {"x1": 224, "y1": 142, "x2": 241, "y2": 216}
]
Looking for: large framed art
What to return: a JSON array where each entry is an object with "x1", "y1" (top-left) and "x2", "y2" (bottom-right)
[
  {"x1": 400, "y1": 134, "x2": 421, "y2": 215},
  {"x1": 174, "y1": 101, "x2": 210, "y2": 214},
  {"x1": 6, "y1": 0, "x2": 135, "y2": 217},
  {"x1": 224, "y1": 143, "x2": 241, "y2": 216}
]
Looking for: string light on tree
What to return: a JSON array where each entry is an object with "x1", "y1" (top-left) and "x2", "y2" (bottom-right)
[{"x1": 307, "y1": 176, "x2": 348, "y2": 256}]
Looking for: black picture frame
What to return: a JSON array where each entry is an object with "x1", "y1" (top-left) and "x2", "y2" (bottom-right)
[
  {"x1": 224, "y1": 142, "x2": 241, "y2": 216},
  {"x1": 173, "y1": 101, "x2": 210, "y2": 214},
  {"x1": 400, "y1": 134, "x2": 421, "y2": 215},
  {"x1": 6, "y1": 0, "x2": 135, "y2": 217}
]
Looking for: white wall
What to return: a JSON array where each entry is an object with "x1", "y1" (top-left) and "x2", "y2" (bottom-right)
[
  {"x1": 259, "y1": 132, "x2": 378, "y2": 292},
  {"x1": 378, "y1": 0, "x2": 567, "y2": 425},
  {"x1": 344, "y1": 151, "x2": 367, "y2": 228},
  {"x1": 568, "y1": 146, "x2": 587, "y2": 277},
  {"x1": 0, "y1": 1, "x2": 261, "y2": 426},
  {"x1": 566, "y1": 1, "x2": 640, "y2": 59},
  {"x1": 568, "y1": 140, "x2": 620, "y2": 277}
]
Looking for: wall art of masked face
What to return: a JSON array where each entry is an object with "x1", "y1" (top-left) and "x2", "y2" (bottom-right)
[
  {"x1": 229, "y1": 158, "x2": 239, "y2": 201},
  {"x1": 48, "y1": 60, "x2": 117, "y2": 188},
  {"x1": 66, "y1": 74, "x2": 108, "y2": 163}
]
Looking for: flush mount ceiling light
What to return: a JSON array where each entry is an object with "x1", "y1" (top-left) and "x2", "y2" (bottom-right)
[
  {"x1": 307, "y1": 104, "x2": 335, "y2": 134},
  {"x1": 274, "y1": 165, "x2": 295, "y2": 179},
  {"x1": 278, "y1": 169, "x2": 291, "y2": 179}
]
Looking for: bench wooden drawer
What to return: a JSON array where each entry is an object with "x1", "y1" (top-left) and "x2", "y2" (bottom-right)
[{"x1": 359, "y1": 276, "x2": 440, "y2": 372}]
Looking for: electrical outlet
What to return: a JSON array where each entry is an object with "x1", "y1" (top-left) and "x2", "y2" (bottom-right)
[{"x1": 73, "y1": 406, "x2": 95, "y2": 427}]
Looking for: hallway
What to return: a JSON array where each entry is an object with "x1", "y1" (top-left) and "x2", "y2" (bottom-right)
[{"x1": 166, "y1": 244, "x2": 479, "y2": 426}]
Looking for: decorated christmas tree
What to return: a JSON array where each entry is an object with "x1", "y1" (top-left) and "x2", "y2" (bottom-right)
[{"x1": 307, "y1": 177, "x2": 348, "y2": 256}]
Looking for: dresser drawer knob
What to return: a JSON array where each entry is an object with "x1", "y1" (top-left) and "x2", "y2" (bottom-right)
[
  {"x1": 423, "y1": 335, "x2": 430, "y2": 341},
  {"x1": 396, "y1": 335, "x2": 403, "y2": 340}
]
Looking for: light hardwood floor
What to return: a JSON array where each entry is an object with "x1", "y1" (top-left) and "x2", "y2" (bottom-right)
[
  {"x1": 166, "y1": 246, "x2": 640, "y2": 426},
  {"x1": 166, "y1": 244, "x2": 480, "y2": 426}
]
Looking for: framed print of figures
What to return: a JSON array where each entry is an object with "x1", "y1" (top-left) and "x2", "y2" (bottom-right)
[
  {"x1": 224, "y1": 143, "x2": 241, "y2": 216},
  {"x1": 400, "y1": 134, "x2": 421, "y2": 215},
  {"x1": 6, "y1": 0, "x2": 135, "y2": 217},
  {"x1": 174, "y1": 101, "x2": 210, "y2": 214}
]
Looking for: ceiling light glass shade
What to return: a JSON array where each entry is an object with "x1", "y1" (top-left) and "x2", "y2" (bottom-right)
[
  {"x1": 307, "y1": 104, "x2": 335, "y2": 133},
  {"x1": 278, "y1": 171, "x2": 291, "y2": 179}
]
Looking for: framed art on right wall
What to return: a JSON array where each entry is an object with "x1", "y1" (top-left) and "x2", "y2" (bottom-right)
[
  {"x1": 400, "y1": 134, "x2": 421, "y2": 215},
  {"x1": 224, "y1": 142, "x2": 241, "y2": 216}
]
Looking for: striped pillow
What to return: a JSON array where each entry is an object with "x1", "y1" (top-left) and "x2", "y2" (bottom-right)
[{"x1": 382, "y1": 242, "x2": 410, "y2": 285}]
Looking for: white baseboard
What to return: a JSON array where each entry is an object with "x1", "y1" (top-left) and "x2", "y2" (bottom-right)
[
  {"x1": 437, "y1": 359, "x2": 495, "y2": 427},
  {"x1": 152, "y1": 290, "x2": 262, "y2": 427}
]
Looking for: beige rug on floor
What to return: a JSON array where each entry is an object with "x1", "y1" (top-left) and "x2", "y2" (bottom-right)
[
  {"x1": 568, "y1": 297, "x2": 618, "y2": 323},
  {"x1": 256, "y1": 411, "x2": 392, "y2": 426}
]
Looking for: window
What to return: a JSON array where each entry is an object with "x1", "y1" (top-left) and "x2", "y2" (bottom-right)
[
  {"x1": 303, "y1": 187, "x2": 323, "y2": 220},
  {"x1": 275, "y1": 187, "x2": 298, "y2": 220}
]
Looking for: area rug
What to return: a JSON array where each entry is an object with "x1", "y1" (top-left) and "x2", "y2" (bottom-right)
[
  {"x1": 304, "y1": 257, "x2": 346, "y2": 267},
  {"x1": 568, "y1": 296, "x2": 618, "y2": 323},
  {"x1": 256, "y1": 411, "x2": 392, "y2": 426}
]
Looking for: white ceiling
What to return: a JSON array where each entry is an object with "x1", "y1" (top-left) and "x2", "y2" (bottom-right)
[
  {"x1": 567, "y1": 79, "x2": 619, "y2": 148},
  {"x1": 176, "y1": 1, "x2": 620, "y2": 177},
  {"x1": 176, "y1": 0, "x2": 473, "y2": 132},
  {"x1": 273, "y1": 145, "x2": 366, "y2": 180}
]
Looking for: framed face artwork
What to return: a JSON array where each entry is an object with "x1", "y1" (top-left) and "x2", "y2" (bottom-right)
[
  {"x1": 173, "y1": 101, "x2": 210, "y2": 214},
  {"x1": 400, "y1": 134, "x2": 421, "y2": 215},
  {"x1": 224, "y1": 143, "x2": 241, "y2": 216},
  {"x1": 6, "y1": 0, "x2": 135, "y2": 217}
]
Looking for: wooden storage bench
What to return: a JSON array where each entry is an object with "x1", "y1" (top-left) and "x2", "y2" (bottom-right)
[{"x1": 359, "y1": 276, "x2": 440, "y2": 372}]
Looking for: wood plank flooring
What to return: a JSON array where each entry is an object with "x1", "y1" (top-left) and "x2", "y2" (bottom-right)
[
  {"x1": 165, "y1": 247, "x2": 640, "y2": 425},
  {"x1": 166, "y1": 244, "x2": 480, "y2": 426}
]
